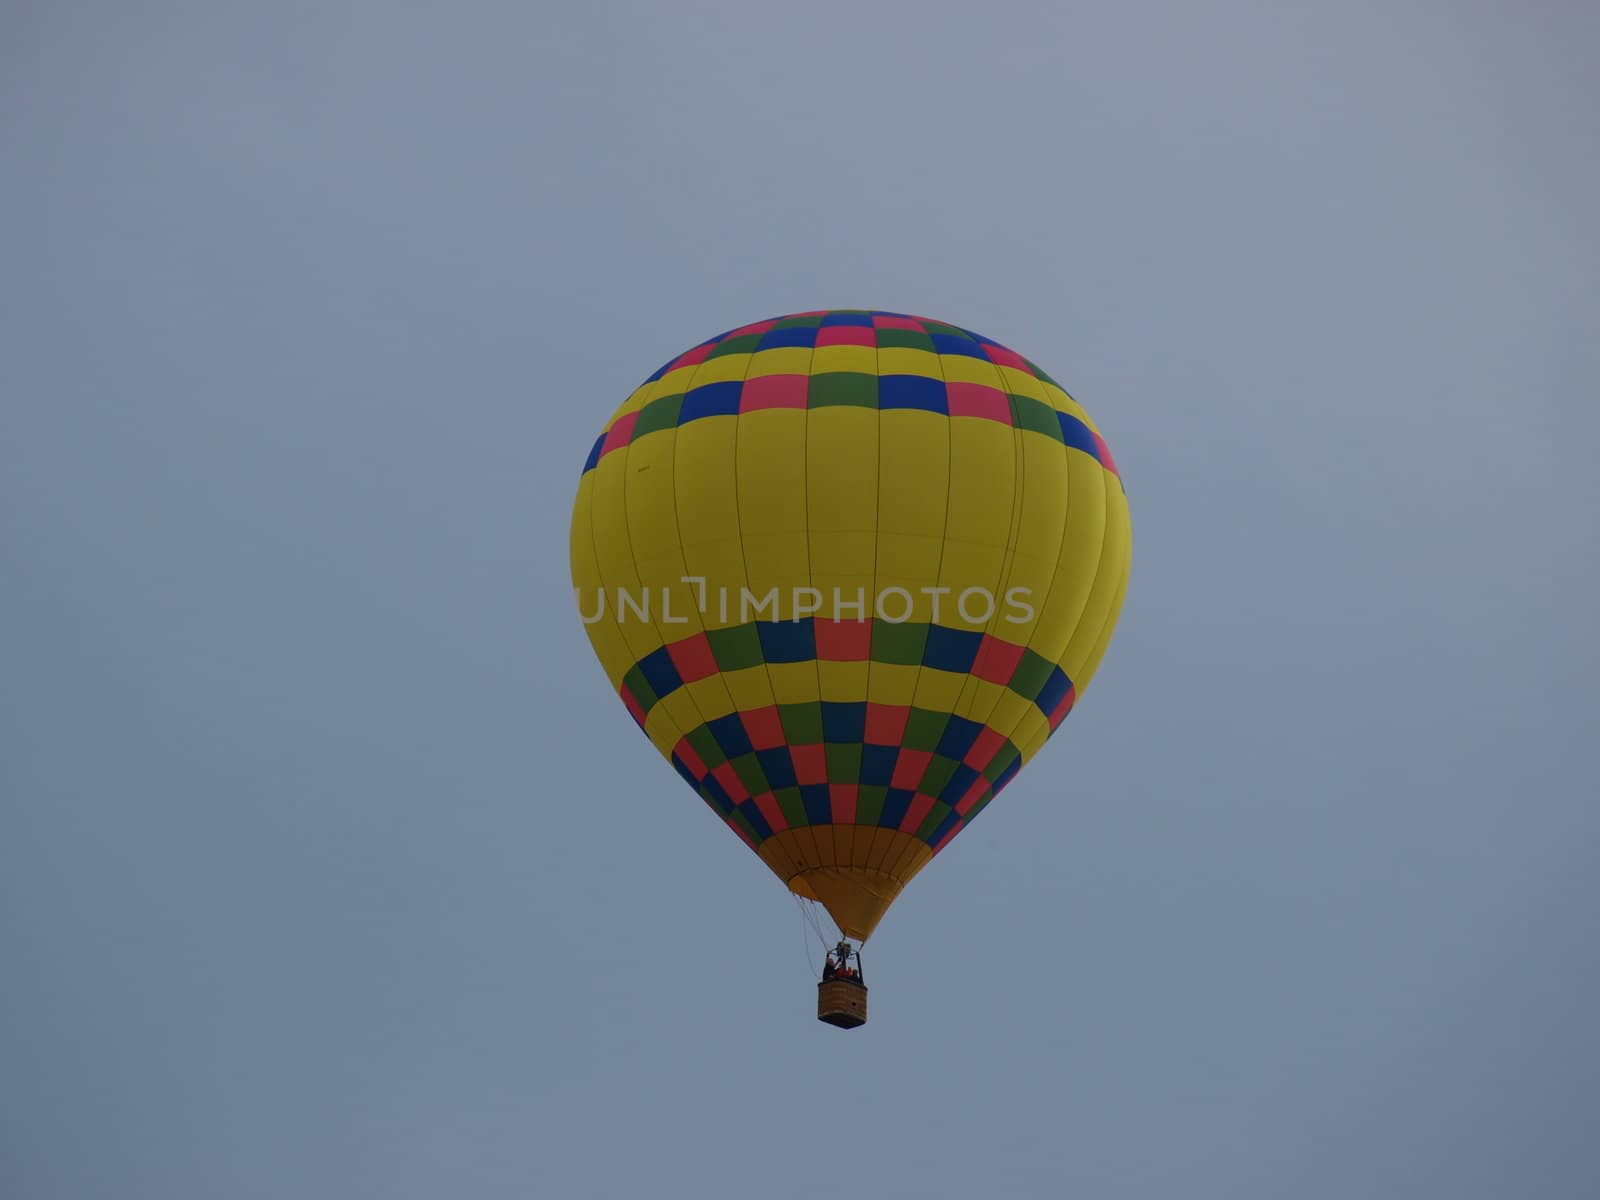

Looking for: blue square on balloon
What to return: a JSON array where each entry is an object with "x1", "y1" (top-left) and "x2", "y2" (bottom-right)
[
  {"x1": 993, "y1": 755, "x2": 1022, "y2": 791},
  {"x1": 756, "y1": 619, "x2": 816, "y2": 663},
  {"x1": 931, "y1": 333, "x2": 985, "y2": 358},
  {"x1": 860, "y1": 744, "x2": 898, "y2": 786},
  {"x1": 700, "y1": 776, "x2": 734, "y2": 815},
  {"x1": 1057, "y1": 412, "x2": 1098, "y2": 458},
  {"x1": 679, "y1": 381, "x2": 743, "y2": 424},
  {"x1": 1037, "y1": 666, "x2": 1073, "y2": 714},
  {"x1": 941, "y1": 763, "x2": 983, "y2": 804},
  {"x1": 757, "y1": 748, "x2": 796, "y2": 790},
  {"x1": 637, "y1": 646, "x2": 683, "y2": 699},
  {"x1": 738, "y1": 800, "x2": 773, "y2": 840},
  {"x1": 822, "y1": 701, "x2": 867, "y2": 743},
  {"x1": 922, "y1": 625, "x2": 981, "y2": 673},
  {"x1": 878, "y1": 375, "x2": 948, "y2": 414},
  {"x1": 758, "y1": 326, "x2": 818, "y2": 349},
  {"x1": 708, "y1": 714, "x2": 753, "y2": 760},
  {"x1": 935, "y1": 716, "x2": 984, "y2": 762},
  {"x1": 672, "y1": 750, "x2": 701, "y2": 786},
  {"x1": 925, "y1": 809, "x2": 960, "y2": 845},
  {"x1": 880, "y1": 788, "x2": 915, "y2": 829}
]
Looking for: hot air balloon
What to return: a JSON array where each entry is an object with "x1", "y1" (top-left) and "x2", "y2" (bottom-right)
[{"x1": 569, "y1": 310, "x2": 1130, "y2": 1027}]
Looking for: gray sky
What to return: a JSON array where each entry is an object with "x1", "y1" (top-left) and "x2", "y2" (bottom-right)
[{"x1": 4, "y1": 2, "x2": 1597, "y2": 1197}]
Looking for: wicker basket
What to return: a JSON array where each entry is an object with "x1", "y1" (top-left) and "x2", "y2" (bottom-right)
[{"x1": 817, "y1": 979, "x2": 868, "y2": 1029}]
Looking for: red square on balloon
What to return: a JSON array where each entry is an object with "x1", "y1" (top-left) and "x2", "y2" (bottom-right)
[
  {"x1": 891, "y1": 749, "x2": 932, "y2": 790},
  {"x1": 946, "y1": 383, "x2": 1012, "y2": 424},
  {"x1": 864, "y1": 703, "x2": 910, "y2": 746},
  {"x1": 899, "y1": 792, "x2": 937, "y2": 834},
  {"x1": 955, "y1": 777, "x2": 988, "y2": 814},
  {"x1": 971, "y1": 635, "x2": 1026, "y2": 685},
  {"x1": 600, "y1": 411, "x2": 639, "y2": 459},
  {"x1": 791, "y1": 744, "x2": 827, "y2": 786},
  {"x1": 753, "y1": 792, "x2": 788, "y2": 833},
  {"x1": 963, "y1": 727, "x2": 1005, "y2": 770},
  {"x1": 666, "y1": 632, "x2": 718, "y2": 683},
  {"x1": 669, "y1": 343, "x2": 715, "y2": 372},
  {"x1": 815, "y1": 325, "x2": 875, "y2": 347},
  {"x1": 739, "y1": 375, "x2": 808, "y2": 411},
  {"x1": 980, "y1": 343, "x2": 1028, "y2": 370},
  {"x1": 1047, "y1": 685, "x2": 1077, "y2": 730},
  {"x1": 712, "y1": 762, "x2": 749, "y2": 804},
  {"x1": 620, "y1": 685, "x2": 647, "y2": 728},
  {"x1": 1092, "y1": 431, "x2": 1119, "y2": 476},
  {"x1": 815, "y1": 618, "x2": 872, "y2": 661},
  {"x1": 673, "y1": 737, "x2": 708, "y2": 780},
  {"x1": 740, "y1": 706, "x2": 786, "y2": 751}
]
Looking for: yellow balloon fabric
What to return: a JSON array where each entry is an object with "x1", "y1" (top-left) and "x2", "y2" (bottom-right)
[{"x1": 570, "y1": 311, "x2": 1130, "y2": 938}]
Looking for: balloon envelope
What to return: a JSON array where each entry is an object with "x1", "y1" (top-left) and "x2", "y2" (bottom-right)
[{"x1": 570, "y1": 310, "x2": 1130, "y2": 938}]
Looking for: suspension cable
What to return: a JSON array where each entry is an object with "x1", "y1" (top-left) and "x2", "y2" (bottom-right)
[{"x1": 793, "y1": 896, "x2": 823, "y2": 979}]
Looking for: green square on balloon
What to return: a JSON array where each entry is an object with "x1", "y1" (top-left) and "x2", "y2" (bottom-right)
[
  {"x1": 826, "y1": 743, "x2": 862, "y2": 782},
  {"x1": 774, "y1": 787, "x2": 807, "y2": 828},
  {"x1": 915, "y1": 800, "x2": 952, "y2": 842},
  {"x1": 874, "y1": 328, "x2": 936, "y2": 352},
  {"x1": 902, "y1": 707, "x2": 949, "y2": 752},
  {"x1": 730, "y1": 808, "x2": 763, "y2": 844},
  {"x1": 707, "y1": 623, "x2": 764, "y2": 671},
  {"x1": 729, "y1": 753, "x2": 770, "y2": 797},
  {"x1": 918, "y1": 754, "x2": 958, "y2": 797},
  {"x1": 1007, "y1": 649, "x2": 1053, "y2": 699},
  {"x1": 779, "y1": 702, "x2": 824, "y2": 744},
  {"x1": 708, "y1": 334, "x2": 762, "y2": 357},
  {"x1": 686, "y1": 724, "x2": 726, "y2": 770},
  {"x1": 621, "y1": 665, "x2": 658, "y2": 712},
  {"x1": 1010, "y1": 395, "x2": 1063, "y2": 441},
  {"x1": 871, "y1": 620, "x2": 927, "y2": 666},
  {"x1": 982, "y1": 743, "x2": 1020, "y2": 783},
  {"x1": 631, "y1": 394, "x2": 685, "y2": 439},
  {"x1": 808, "y1": 372, "x2": 878, "y2": 409},
  {"x1": 856, "y1": 785, "x2": 887, "y2": 827}
]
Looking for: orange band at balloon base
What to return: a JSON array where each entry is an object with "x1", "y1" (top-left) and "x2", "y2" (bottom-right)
[{"x1": 757, "y1": 826, "x2": 934, "y2": 940}]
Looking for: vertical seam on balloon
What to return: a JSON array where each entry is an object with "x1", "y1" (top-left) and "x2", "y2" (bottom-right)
[
  {"x1": 998, "y1": 404, "x2": 1081, "y2": 744},
  {"x1": 944, "y1": 347, "x2": 1024, "y2": 742},
  {"x1": 983, "y1": 442, "x2": 1095, "y2": 767},
  {"x1": 952, "y1": 372, "x2": 1081, "y2": 830},
  {"x1": 1004, "y1": 380, "x2": 1104, "y2": 722},
  {"x1": 610, "y1": 361, "x2": 727, "y2": 793},
  {"x1": 856, "y1": 311, "x2": 888, "y2": 936},
  {"x1": 1064, "y1": 455, "x2": 1130, "y2": 689},
  {"x1": 797, "y1": 324, "x2": 851, "y2": 873},
  {"x1": 890, "y1": 317, "x2": 957, "y2": 810},
  {"x1": 862, "y1": 310, "x2": 884, "y2": 844},
  {"x1": 651, "y1": 350, "x2": 744, "y2": 818},
  {"x1": 1077, "y1": 557, "x2": 1129, "y2": 694},
  {"x1": 728, "y1": 319, "x2": 815, "y2": 866},
  {"x1": 990, "y1": 436, "x2": 1114, "y2": 768},
  {"x1": 1049, "y1": 386, "x2": 1122, "y2": 691},
  {"x1": 588, "y1": 395, "x2": 690, "y2": 770},
  {"x1": 789, "y1": 322, "x2": 831, "y2": 871},
  {"x1": 960, "y1": 371, "x2": 1034, "y2": 744}
]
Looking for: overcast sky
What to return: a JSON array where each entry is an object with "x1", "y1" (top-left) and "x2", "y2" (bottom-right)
[{"x1": 4, "y1": 2, "x2": 1597, "y2": 1197}]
